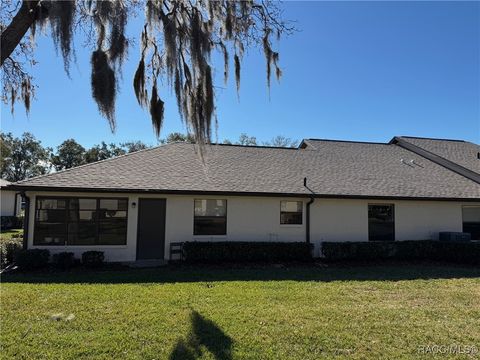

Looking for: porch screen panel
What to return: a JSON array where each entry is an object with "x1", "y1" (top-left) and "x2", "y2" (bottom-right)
[{"x1": 34, "y1": 197, "x2": 128, "y2": 245}]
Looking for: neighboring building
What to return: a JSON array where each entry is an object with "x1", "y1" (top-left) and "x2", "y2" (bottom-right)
[
  {"x1": 1, "y1": 179, "x2": 22, "y2": 217},
  {"x1": 6, "y1": 136, "x2": 480, "y2": 262}
]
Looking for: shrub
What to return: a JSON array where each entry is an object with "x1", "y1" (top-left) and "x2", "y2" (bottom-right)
[
  {"x1": 0, "y1": 216, "x2": 24, "y2": 230},
  {"x1": 82, "y1": 251, "x2": 105, "y2": 267},
  {"x1": 14, "y1": 249, "x2": 50, "y2": 270},
  {"x1": 0, "y1": 240, "x2": 22, "y2": 268},
  {"x1": 52, "y1": 252, "x2": 76, "y2": 270},
  {"x1": 321, "y1": 240, "x2": 480, "y2": 265},
  {"x1": 183, "y1": 241, "x2": 313, "y2": 264}
]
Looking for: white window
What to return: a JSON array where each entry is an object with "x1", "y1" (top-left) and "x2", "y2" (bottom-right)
[
  {"x1": 280, "y1": 201, "x2": 303, "y2": 225},
  {"x1": 194, "y1": 199, "x2": 227, "y2": 235}
]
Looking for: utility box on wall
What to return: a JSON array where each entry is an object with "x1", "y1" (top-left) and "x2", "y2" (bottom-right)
[{"x1": 439, "y1": 232, "x2": 471, "y2": 242}]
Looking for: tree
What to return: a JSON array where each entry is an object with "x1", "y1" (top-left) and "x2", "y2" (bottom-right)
[
  {"x1": 0, "y1": 132, "x2": 51, "y2": 181},
  {"x1": 1, "y1": 1, "x2": 292, "y2": 144},
  {"x1": 263, "y1": 135, "x2": 298, "y2": 148},
  {"x1": 84, "y1": 142, "x2": 126, "y2": 163},
  {"x1": 236, "y1": 133, "x2": 257, "y2": 146},
  {"x1": 51, "y1": 138, "x2": 86, "y2": 171},
  {"x1": 120, "y1": 141, "x2": 150, "y2": 153},
  {"x1": 162, "y1": 132, "x2": 196, "y2": 144}
]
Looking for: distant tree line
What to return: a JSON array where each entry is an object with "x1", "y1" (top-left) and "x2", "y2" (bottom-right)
[{"x1": 0, "y1": 132, "x2": 298, "y2": 182}]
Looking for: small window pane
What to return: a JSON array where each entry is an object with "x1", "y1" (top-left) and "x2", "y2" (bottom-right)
[
  {"x1": 194, "y1": 199, "x2": 226, "y2": 217},
  {"x1": 37, "y1": 209, "x2": 67, "y2": 223},
  {"x1": 38, "y1": 198, "x2": 67, "y2": 209},
  {"x1": 368, "y1": 204, "x2": 395, "y2": 241},
  {"x1": 68, "y1": 222, "x2": 96, "y2": 245},
  {"x1": 70, "y1": 198, "x2": 97, "y2": 210},
  {"x1": 99, "y1": 210, "x2": 127, "y2": 220},
  {"x1": 100, "y1": 199, "x2": 127, "y2": 211},
  {"x1": 463, "y1": 206, "x2": 480, "y2": 240},
  {"x1": 69, "y1": 210, "x2": 96, "y2": 221},
  {"x1": 194, "y1": 217, "x2": 227, "y2": 235},
  {"x1": 280, "y1": 201, "x2": 303, "y2": 224}
]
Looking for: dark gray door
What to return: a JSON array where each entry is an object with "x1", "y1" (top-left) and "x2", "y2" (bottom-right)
[{"x1": 136, "y1": 198, "x2": 166, "y2": 260}]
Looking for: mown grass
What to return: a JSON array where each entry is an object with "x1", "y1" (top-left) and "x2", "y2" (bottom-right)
[
  {"x1": 0, "y1": 228, "x2": 23, "y2": 243},
  {"x1": 1, "y1": 264, "x2": 480, "y2": 359}
]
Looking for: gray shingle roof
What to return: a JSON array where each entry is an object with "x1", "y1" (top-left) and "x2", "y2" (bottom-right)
[
  {"x1": 398, "y1": 136, "x2": 480, "y2": 175},
  {"x1": 11, "y1": 140, "x2": 480, "y2": 200},
  {"x1": 0, "y1": 179, "x2": 11, "y2": 188}
]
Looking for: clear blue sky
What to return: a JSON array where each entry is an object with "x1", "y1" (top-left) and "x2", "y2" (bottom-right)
[{"x1": 1, "y1": 1, "x2": 479, "y2": 149}]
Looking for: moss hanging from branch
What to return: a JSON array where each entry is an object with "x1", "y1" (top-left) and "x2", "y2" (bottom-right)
[
  {"x1": 91, "y1": 50, "x2": 116, "y2": 131},
  {"x1": 2, "y1": 0, "x2": 293, "y2": 147}
]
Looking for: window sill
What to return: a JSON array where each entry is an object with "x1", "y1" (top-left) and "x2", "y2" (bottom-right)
[
  {"x1": 280, "y1": 224, "x2": 304, "y2": 228},
  {"x1": 31, "y1": 245, "x2": 128, "y2": 249}
]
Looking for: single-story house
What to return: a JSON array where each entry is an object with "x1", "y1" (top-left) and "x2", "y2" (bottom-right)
[
  {"x1": 7, "y1": 136, "x2": 480, "y2": 262},
  {"x1": 1, "y1": 179, "x2": 22, "y2": 217}
]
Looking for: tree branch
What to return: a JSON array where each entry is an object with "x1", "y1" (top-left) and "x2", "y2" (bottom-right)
[{"x1": 0, "y1": 0, "x2": 39, "y2": 67}]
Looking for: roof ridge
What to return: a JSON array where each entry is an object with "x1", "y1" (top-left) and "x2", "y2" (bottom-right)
[
  {"x1": 305, "y1": 138, "x2": 390, "y2": 145},
  {"x1": 15, "y1": 143, "x2": 169, "y2": 185},
  {"x1": 399, "y1": 135, "x2": 466, "y2": 143}
]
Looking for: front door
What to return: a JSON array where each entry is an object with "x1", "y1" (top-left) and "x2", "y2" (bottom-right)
[{"x1": 136, "y1": 198, "x2": 166, "y2": 260}]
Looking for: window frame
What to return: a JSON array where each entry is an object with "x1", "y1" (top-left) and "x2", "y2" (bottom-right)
[
  {"x1": 33, "y1": 196, "x2": 128, "y2": 246},
  {"x1": 193, "y1": 199, "x2": 227, "y2": 236},
  {"x1": 280, "y1": 200, "x2": 304, "y2": 226},
  {"x1": 368, "y1": 203, "x2": 395, "y2": 241},
  {"x1": 462, "y1": 205, "x2": 480, "y2": 240}
]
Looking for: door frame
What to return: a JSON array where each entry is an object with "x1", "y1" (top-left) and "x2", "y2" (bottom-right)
[{"x1": 135, "y1": 198, "x2": 167, "y2": 260}]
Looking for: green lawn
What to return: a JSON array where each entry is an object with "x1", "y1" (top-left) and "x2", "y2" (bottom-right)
[
  {"x1": 2, "y1": 264, "x2": 479, "y2": 359},
  {"x1": 0, "y1": 228, "x2": 23, "y2": 242}
]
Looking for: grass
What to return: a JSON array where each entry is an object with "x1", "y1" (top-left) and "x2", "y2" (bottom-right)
[
  {"x1": 0, "y1": 228, "x2": 23, "y2": 242},
  {"x1": 1, "y1": 263, "x2": 480, "y2": 359}
]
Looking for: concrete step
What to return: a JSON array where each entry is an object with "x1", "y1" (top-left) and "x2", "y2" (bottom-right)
[{"x1": 127, "y1": 259, "x2": 168, "y2": 268}]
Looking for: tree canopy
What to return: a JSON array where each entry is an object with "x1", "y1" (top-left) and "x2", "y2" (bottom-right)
[{"x1": 1, "y1": 1, "x2": 292, "y2": 144}]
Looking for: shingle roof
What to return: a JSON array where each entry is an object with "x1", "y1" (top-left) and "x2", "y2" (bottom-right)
[
  {"x1": 0, "y1": 179, "x2": 11, "y2": 188},
  {"x1": 397, "y1": 136, "x2": 480, "y2": 175},
  {"x1": 11, "y1": 140, "x2": 480, "y2": 200}
]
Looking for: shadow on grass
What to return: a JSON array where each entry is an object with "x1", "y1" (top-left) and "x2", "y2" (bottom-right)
[
  {"x1": 2, "y1": 262, "x2": 480, "y2": 284},
  {"x1": 169, "y1": 310, "x2": 232, "y2": 360}
]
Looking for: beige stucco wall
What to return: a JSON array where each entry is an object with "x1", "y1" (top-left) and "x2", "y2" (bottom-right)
[{"x1": 25, "y1": 190, "x2": 477, "y2": 261}]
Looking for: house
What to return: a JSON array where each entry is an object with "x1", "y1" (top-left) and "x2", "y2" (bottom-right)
[
  {"x1": 6, "y1": 136, "x2": 480, "y2": 262},
  {"x1": 1, "y1": 179, "x2": 22, "y2": 217}
]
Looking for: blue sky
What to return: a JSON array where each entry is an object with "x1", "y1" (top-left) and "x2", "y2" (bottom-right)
[{"x1": 1, "y1": 1, "x2": 479, "y2": 148}]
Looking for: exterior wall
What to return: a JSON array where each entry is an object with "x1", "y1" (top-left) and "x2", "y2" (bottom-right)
[
  {"x1": 309, "y1": 199, "x2": 469, "y2": 256},
  {"x1": 1, "y1": 189, "x2": 21, "y2": 217},
  {"x1": 25, "y1": 190, "x2": 478, "y2": 261}
]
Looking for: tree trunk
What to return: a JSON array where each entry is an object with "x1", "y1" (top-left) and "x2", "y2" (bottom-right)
[{"x1": 0, "y1": 0, "x2": 40, "y2": 67}]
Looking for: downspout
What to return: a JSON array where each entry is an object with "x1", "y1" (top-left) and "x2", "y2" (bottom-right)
[
  {"x1": 303, "y1": 177, "x2": 315, "y2": 244},
  {"x1": 21, "y1": 191, "x2": 29, "y2": 250}
]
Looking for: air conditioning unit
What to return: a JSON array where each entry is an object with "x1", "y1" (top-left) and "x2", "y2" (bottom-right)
[{"x1": 439, "y1": 232, "x2": 471, "y2": 242}]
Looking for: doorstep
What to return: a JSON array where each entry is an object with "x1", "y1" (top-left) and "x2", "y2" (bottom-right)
[{"x1": 126, "y1": 259, "x2": 168, "y2": 268}]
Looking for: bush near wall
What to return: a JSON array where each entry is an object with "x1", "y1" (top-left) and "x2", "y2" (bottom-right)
[
  {"x1": 14, "y1": 249, "x2": 50, "y2": 270},
  {"x1": 0, "y1": 240, "x2": 22, "y2": 269},
  {"x1": 321, "y1": 241, "x2": 480, "y2": 265},
  {"x1": 0, "y1": 216, "x2": 24, "y2": 230},
  {"x1": 82, "y1": 251, "x2": 105, "y2": 267},
  {"x1": 183, "y1": 241, "x2": 313, "y2": 263}
]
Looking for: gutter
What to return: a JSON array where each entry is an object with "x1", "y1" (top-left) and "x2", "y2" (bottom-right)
[
  {"x1": 20, "y1": 191, "x2": 29, "y2": 250},
  {"x1": 303, "y1": 177, "x2": 315, "y2": 244}
]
